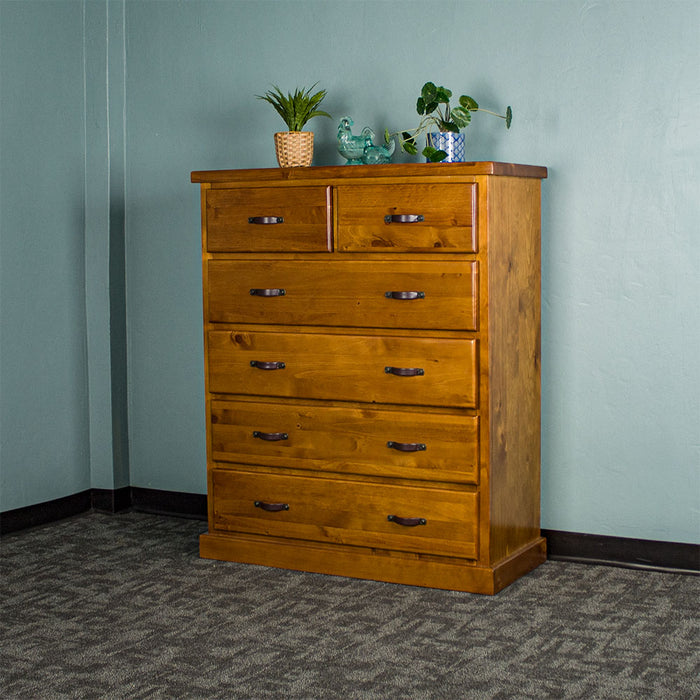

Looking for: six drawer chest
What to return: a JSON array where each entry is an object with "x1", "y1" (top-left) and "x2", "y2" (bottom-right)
[{"x1": 191, "y1": 161, "x2": 548, "y2": 594}]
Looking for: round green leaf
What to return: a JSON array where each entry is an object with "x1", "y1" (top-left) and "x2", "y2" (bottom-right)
[
  {"x1": 421, "y1": 82, "x2": 437, "y2": 103},
  {"x1": 422, "y1": 146, "x2": 448, "y2": 162},
  {"x1": 435, "y1": 86, "x2": 452, "y2": 103},
  {"x1": 450, "y1": 107, "x2": 472, "y2": 128},
  {"x1": 459, "y1": 95, "x2": 479, "y2": 111}
]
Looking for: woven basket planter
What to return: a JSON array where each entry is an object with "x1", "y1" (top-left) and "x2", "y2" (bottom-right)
[{"x1": 274, "y1": 131, "x2": 314, "y2": 167}]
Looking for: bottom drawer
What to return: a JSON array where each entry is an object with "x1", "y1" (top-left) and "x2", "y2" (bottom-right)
[{"x1": 211, "y1": 468, "x2": 478, "y2": 560}]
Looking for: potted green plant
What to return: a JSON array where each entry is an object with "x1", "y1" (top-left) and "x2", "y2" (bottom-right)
[
  {"x1": 256, "y1": 84, "x2": 332, "y2": 167},
  {"x1": 386, "y1": 82, "x2": 512, "y2": 162}
]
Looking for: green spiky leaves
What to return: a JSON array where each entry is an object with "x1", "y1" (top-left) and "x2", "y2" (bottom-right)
[{"x1": 256, "y1": 83, "x2": 331, "y2": 132}]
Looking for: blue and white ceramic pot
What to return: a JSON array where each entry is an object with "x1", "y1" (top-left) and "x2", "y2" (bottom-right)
[{"x1": 426, "y1": 132, "x2": 465, "y2": 162}]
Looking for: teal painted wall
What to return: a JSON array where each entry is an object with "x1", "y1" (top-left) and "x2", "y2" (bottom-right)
[
  {"x1": 1, "y1": 1, "x2": 698, "y2": 545},
  {"x1": 1, "y1": 0, "x2": 129, "y2": 510},
  {"x1": 83, "y1": 0, "x2": 130, "y2": 492},
  {"x1": 0, "y1": 1, "x2": 91, "y2": 508}
]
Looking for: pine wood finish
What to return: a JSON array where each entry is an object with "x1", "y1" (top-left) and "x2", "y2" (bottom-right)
[
  {"x1": 192, "y1": 161, "x2": 547, "y2": 594},
  {"x1": 336, "y1": 183, "x2": 477, "y2": 252},
  {"x1": 207, "y1": 260, "x2": 478, "y2": 329},
  {"x1": 210, "y1": 399, "x2": 480, "y2": 484}
]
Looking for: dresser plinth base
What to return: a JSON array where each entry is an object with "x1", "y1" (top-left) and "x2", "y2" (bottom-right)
[{"x1": 199, "y1": 531, "x2": 546, "y2": 595}]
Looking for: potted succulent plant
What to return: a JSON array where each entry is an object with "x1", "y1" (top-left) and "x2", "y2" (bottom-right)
[
  {"x1": 256, "y1": 84, "x2": 332, "y2": 167},
  {"x1": 386, "y1": 82, "x2": 513, "y2": 162}
]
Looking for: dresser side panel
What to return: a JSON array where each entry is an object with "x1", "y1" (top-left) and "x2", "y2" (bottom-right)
[{"x1": 485, "y1": 176, "x2": 543, "y2": 563}]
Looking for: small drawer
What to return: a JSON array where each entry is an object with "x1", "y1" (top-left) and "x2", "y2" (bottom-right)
[
  {"x1": 208, "y1": 260, "x2": 478, "y2": 330},
  {"x1": 208, "y1": 330, "x2": 478, "y2": 408},
  {"x1": 211, "y1": 400, "x2": 479, "y2": 484},
  {"x1": 212, "y1": 468, "x2": 479, "y2": 559},
  {"x1": 336, "y1": 183, "x2": 476, "y2": 252},
  {"x1": 206, "y1": 186, "x2": 331, "y2": 252}
]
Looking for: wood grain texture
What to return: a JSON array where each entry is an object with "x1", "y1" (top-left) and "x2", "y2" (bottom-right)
[
  {"x1": 192, "y1": 161, "x2": 548, "y2": 184},
  {"x1": 208, "y1": 259, "x2": 478, "y2": 330},
  {"x1": 336, "y1": 183, "x2": 476, "y2": 252},
  {"x1": 199, "y1": 531, "x2": 543, "y2": 594},
  {"x1": 194, "y1": 162, "x2": 547, "y2": 594},
  {"x1": 208, "y1": 329, "x2": 478, "y2": 408},
  {"x1": 484, "y1": 176, "x2": 543, "y2": 563},
  {"x1": 206, "y1": 186, "x2": 331, "y2": 252},
  {"x1": 211, "y1": 467, "x2": 478, "y2": 559},
  {"x1": 210, "y1": 399, "x2": 479, "y2": 484}
]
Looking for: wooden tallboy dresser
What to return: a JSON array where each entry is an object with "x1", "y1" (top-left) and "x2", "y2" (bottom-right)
[{"x1": 191, "y1": 162, "x2": 547, "y2": 594}]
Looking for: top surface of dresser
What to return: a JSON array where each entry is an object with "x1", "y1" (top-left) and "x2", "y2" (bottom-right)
[{"x1": 191, "y1": 161, "x2": 548, "y2": 184}]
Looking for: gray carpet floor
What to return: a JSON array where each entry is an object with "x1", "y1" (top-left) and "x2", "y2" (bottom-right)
[{"x1": 1, "y1": 511, "x2": 698, "y2": 699}]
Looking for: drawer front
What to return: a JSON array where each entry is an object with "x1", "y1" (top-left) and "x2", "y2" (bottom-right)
[
  {"x1": 212, "y1": 468, "x2": 478, "y2": 559},
  {"x1": 211, "y1": 400, "x2": 479, "y2": 484},
  {"x1": 208, "y1": 330, "x2": 477, "y2": 408},
  {"x1": 336, "y1": 183, "x2": 476, "y2": 252},
  {"x1": 206, "y1": 186, "x2": 331, "y2": 252},
  {"x1": 208, "y1": 260, "x2": 478, "y2": 330}
]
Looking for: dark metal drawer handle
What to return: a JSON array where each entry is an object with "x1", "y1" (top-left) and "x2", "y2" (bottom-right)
[
  {"x1": 385, "y1": 291, "x2": 425, "y2": 300},
  {"x1": 387, "y1": 515, "x2": 427, "y2": 527},
  {"x1": 248, "y1": 216, "x2": 283, "y2": 224},
  {"x1": 385, "y1": 366, "x2": 424, "y2": 377},
  {"x1": 384, "y1": 214, "x2": 424, "y2": 224},
  {"x1": 250, "y1": 360, "x2": 286, "y2": 370},
  {"x1": 254, "y1": 501, "x2": 289, "y2": 512},
  {"x1": 387, "y1": 441, "x2": 426, "y2": 452},
  {"x1": 250, "y1": 288, "x2": 286, "y2": 297},
  {"x1": 253, "y1": 431, "x2": 289, "y2": 441}
]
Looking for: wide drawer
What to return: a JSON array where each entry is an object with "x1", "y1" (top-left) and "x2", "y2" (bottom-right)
[
  {"x1": 211, "y1": 468, "x2": 479, "y2": 559},
  {"x1": 208, "y1": 260, "x2": 478, "y2": 330},
  {"x1": 208, "y1": 330, "x2": 478, "y2": 408},
  {"x1": 336, "y1": 183, "x2": 476, "y2": 252},
  {"x1": 211, "y1": 400, "x2": 479, "y2": 484},
  {"x1": 206, "y1": 186, "x2": 331, "y2": 252}
]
